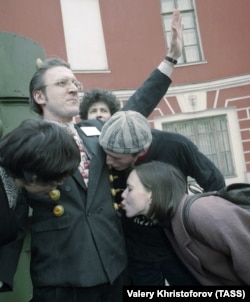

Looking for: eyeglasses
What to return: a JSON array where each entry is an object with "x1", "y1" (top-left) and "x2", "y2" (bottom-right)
[{"x1": 42, "y1": 78, "x2": 84, "y2": 92}]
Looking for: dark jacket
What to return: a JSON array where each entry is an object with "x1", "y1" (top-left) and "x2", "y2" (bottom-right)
[
  {"x1": 14, "y1": 124, "x2": 125, "y2": 287},
  {"x1": 137, "y1": 129, "x2": 225, "y2": 191},
  {"x1": 0, "y1": 178, "x2": 17, "y2": 247},
  {"x1": 0, "y1": 68, "x2": 172, "y2": 290}
]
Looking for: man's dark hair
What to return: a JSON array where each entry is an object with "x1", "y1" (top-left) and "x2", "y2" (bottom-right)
[
  {"x1": 79, "y1": 88, "x2": 121, "y2": 120},
  {"x1": 0, "y1": 119, "x2": 80, "y2": 184}
]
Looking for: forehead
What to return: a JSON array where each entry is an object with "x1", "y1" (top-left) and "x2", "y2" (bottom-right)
[
  {"x1": 104, "y1": 149, "x2": 134, "y2": 159},
  {"x1": 127, "y1": 170, "x2": 139, "y2": 183},
  {"x1": 44, "y1": 66, "x2": 76, "y2": 82},
  {"x1": 89, "y1": 102, "x2": 110, "y2": 110},
  {"x1": 127, "y1": 171, "x2": 147, "y2": 191}
]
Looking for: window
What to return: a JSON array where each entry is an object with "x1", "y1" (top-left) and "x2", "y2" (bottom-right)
[
  {"x1": 60, "y1": 0, "x2": 108, "y2": 71},
  {"x1": 160, "y1": 0, "x2": 203, "y2": 64},
  {"x1": 162, "y1": 115, "x2": 234, "y2": 177}
]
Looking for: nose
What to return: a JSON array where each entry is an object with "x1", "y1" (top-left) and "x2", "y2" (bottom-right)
[
  {"x1": 96, "y1": 113, "x2": 103, "y2": 119},
  {"x1": 121, "y1": 188, "x2": 127, "y2": 200},
  {"x1": 68, "y1": 81, "x2": 78, "y2": 92}
]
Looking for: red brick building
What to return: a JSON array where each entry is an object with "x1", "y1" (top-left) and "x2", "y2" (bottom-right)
[{"x1": 1, "y1": 0, "x2": 250, "y2": 184}]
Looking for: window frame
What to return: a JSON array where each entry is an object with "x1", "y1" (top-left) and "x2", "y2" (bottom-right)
[
  {"x1": 160, "y1": 0, "x2": 204, "y2": 64},
  {"x1": 161, "y1": 115, "x2": 235, "y2": 177},
  {"x1": 60, "y1": 0, "x2": 108, "y2": 72},
  {"x1": 154, "y1": 107, "x2": 246, "y2": 183}
]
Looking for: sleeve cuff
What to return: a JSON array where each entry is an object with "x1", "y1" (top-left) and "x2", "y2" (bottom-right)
[{"x1": 157, "y1": 61, "x2": 173, "y2": 78}]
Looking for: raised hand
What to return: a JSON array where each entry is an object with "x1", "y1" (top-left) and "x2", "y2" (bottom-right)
[{"x1": 167, "y1": 9, "x2": 183, "y2": 60}]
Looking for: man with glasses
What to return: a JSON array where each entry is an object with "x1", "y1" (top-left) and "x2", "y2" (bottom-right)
[{"x1": 0, "y1": 10, "x2": 183, "y2": 302}]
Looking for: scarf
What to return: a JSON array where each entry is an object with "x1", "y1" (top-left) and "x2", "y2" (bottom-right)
[{"x1": 0, "y1": 167, "x2": 19, "y2": 208}]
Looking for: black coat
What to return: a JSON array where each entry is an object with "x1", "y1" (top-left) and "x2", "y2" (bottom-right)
[
  {"x1": 0, "y1": 178, "x2": 17, "y2": 247},
  {"x1": 0, "y1": 68, "x2": 172, "y2": 290}
]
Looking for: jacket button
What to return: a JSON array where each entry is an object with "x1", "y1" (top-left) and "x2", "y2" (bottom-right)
[
  {"x1": 49, "y1": 189, "x2": 61, "y2": 200},
  {"x1": 64, "y1": 186, "x2": 71, "y2": 192},
  {"x1": 53, "y1": 205, "x2": 64, "y2": 216},
  {"x1": 97, "y1": 207, "x2": 103, "y2": 214}
]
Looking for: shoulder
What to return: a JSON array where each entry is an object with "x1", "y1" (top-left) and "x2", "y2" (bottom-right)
[
  {"x1": 189, "y1": 195, "x2": 250, "y2": 236},
  {"x1": 151, "y1": 129, "x2": 196, "y2": 147},
  {"x1": 152, "y1": 129, "x2": 191, "y2": 140},
  {"x1": 190, "y1": 196, "x2": 230, "y2": 221}
]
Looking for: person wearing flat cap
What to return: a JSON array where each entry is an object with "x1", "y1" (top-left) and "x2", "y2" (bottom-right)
[
  {"x1": 100, "y1": 110, "x2": 152, "y2": 157},
  {"x1": 99, "y1": 110, "x2": 225, "y2": 286}
]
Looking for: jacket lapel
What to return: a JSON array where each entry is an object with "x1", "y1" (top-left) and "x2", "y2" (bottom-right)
[
  {"x1": 72, "y1": 169, "x2": 87, "y2": 190},
  {"x1": 75, "y1": 124, "x2": 106, "y2": 209}
]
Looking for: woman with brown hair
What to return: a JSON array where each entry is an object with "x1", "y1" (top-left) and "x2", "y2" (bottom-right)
[{"x1": 121, "y1": 161, "x2": 250, "y2": 285}]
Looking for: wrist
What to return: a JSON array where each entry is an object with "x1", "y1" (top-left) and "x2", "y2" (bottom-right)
[{"x1": 165, "y1": 56, "x2": 177, "y2": 65}]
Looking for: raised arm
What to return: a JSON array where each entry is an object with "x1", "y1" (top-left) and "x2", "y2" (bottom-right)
[{"x1": 123, "y1": 9, "x2": 183, "y2": 117}]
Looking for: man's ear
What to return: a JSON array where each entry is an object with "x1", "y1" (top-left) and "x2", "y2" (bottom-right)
[
  {"x1": 138, "y1": 150, "x2": 147, "y2": 157},
  {"x1": 33, "y1": 90, "x2": 46, "y2": 105}
]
